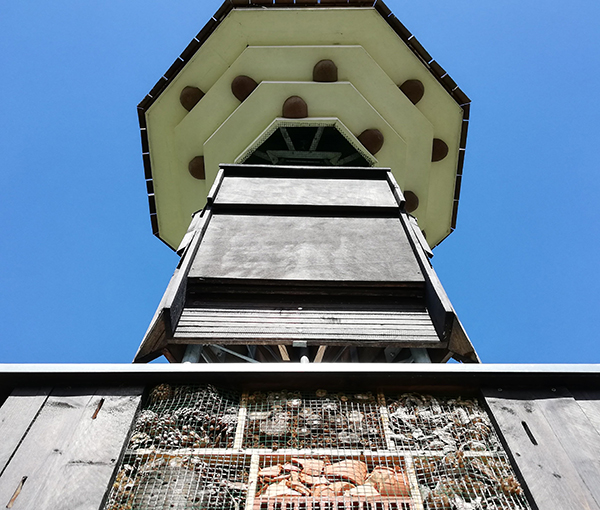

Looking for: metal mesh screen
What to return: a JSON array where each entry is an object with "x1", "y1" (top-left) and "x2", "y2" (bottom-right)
[
  {"x1": 415, "y1": 454, "x2": 528, "y2": 509},
  {"x1": 105, "y1": 385, "x2": 530, "y2": 510},
  {"x1": 385, "y1": 394, "x2": 501, "y2": 453},
  {"x1": 244, "y1": 390, "x2": 386, "y2": 450}
]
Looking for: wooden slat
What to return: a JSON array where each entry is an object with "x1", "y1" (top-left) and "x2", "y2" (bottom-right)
[
  {"x1": 0, "y1": 386, "x2": 143, "y2": 510},
  {"x1": 572, "y1": 389, "x2": 600, "y2": 436},
  {"x1": 0, "y1": 388, "x2": 50, "y2": 474},
  {"x1": 176, "y1": 325, "x2": 437, "y2": 335},
  {"x1": 483, "y1": 388, "x2": 600, "y2": 510}
]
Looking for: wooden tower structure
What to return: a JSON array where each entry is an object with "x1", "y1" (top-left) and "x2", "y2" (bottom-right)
[
  {"x1": 134, "y1": 0, "x2": 477, "y2": 365},
  {"x1": 3, "y1": 3, "x2": 599, "y2": 510}
]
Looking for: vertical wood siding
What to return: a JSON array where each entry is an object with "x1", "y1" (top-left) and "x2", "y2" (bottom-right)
[
  {"x1": 483, "y1": 387, "x2": 600, "y2": 510},
  {"x1": 0, "y1": 386, "x2": 142, "y2": 510}
]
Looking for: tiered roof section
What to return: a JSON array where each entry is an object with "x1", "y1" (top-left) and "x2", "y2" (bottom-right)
[{"x1": 138, "y1": 0, "x2": 470, "y2": 250}]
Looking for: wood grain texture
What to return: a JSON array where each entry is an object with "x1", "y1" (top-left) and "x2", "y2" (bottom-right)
[
  {"x1": 572, "y1": 389, "x2": 600, "y2": 437},
  {"x1": 190, "y1": 215, "x2": 424, "y2": 282},
  {"x1": 0, "y1": 388, "x2": 50, "y2": 474},
  {"x1": 0, "y1": 386, "x2": 142, "y2": 510},
  {"x1": 174, "y1": 306, "x2": 440, "y2": 346},
  {"x1": 483, "y1": 388, "x2": 600, "y2": 510},
  {"x1": 533, "y1": 388, "x2": 600, "y2": 507},
  {"x1": 214, "y1": 176, "x2": 398, "y2": 207}
]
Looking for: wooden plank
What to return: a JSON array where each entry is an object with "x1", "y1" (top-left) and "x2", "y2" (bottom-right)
[
  {"x1": 0, "y1": 386, "x2": 143, "y2": 510},
  {"x1": 572, "y1": 389, "x2": 600, "y2": 437},
  {"x1": 314, "y1": 345, "x2": 327, "y2": 363},
  {"x1": 189, "y1": 215, "x2": 424, "y2": 283},
  {"x1": 277, "y1": 345, "x2": 291, "y2": 361},
  {"x1": 134, "y1": 207, "x2": 212, "y2": 362},
  {"x1": 400, "y1": 211, "x2": 478, "y2": 361},
  {"x1": 214, "y1": 176, "x2": 398, "y2": 208},
  {"x1": 483, "y1": 388, "x2": 600, "y2": 510},
  {"x1": 534, "y1": 388, "x2": 600, "y2": 507},
  {"x1": 0, "y1": 388, "x2": 50, "y2": 474}
]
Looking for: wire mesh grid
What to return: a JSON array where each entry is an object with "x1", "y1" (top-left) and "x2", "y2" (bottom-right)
[
  {"x1": 385, "y1": 394, "x2": 502, "y2": 453},
  {"x1": 106, "y1": 453, "x2": 250, "y2": 510},
  {"x1": 415, "y1": 453, "x2": 529, "y2": 510},
  {"x1": 254, "y1": 454, "x2": 412, "y2": 510},
  {"x1": 244, "y1": 390, "x2": 386, "y2": 450},
  {"x1": 104, "y1": 385, "x2": 530, "y2": 510},
  {"x1": 129, "y1": 383, "x2": 241, "y2": 451}
]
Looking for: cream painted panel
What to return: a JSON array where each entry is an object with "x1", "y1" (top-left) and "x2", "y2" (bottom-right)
[
  {"x1": 147, "y1": 8, "x2": 464, "y2": 248},
  {"x1": 174, "y1": 45, "x2": 434, "y2": 215},
  {"x1": 203, "y1": 81, "x2": 407, "y2": 191}
]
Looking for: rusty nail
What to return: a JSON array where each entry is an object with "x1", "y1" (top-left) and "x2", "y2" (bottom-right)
[
  {"x1": 92, "y1": 398, "x2": 105, "y2": 420},
  {"x1": 7, "y1": 476, "x2": 27, "y2": 508}
]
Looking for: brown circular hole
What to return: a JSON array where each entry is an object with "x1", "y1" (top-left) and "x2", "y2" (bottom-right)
[
  {"x1": 188, "y1": 156, "x2": 205, "y2": 180},
  {"x1": 432, "y1": 138, "x2": 449, "y2": 162},
  {"x1": 357, "y1": 129, "x2": 384, "y2": 155},
  {"x1": 399, "y1": 80, "x2": 424, "y2": 105},
  {"x1": 404, "y1": 191, "x2": 419, "y2": 213},
  {"x1": 231, "y1": 75, "x2": 258, "y2": 102},
  {"x1": 282, "y1": 96, "x2": 308, "y2": 118},
  {"x1": 313, "y1": 59, "x2": 338, "y2": 82},
  {"x1": 179, "y1": 86, "x2": 204, "y2": 112}
]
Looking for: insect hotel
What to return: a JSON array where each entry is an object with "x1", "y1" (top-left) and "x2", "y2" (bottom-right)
[{"x1": 1, "y1": 1, "x2": 599, "y2": 510}]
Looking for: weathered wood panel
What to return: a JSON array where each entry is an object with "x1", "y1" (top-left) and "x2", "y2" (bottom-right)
[
  {"x1": 214, "y1": 176, "x2": 398, "y2": 207},
  {"x1": 533, "y1": 388, "x2": 600, "y2": 507},
  {"x1": 0, "y1": 387, "x2": 50, "y2": 474},
  {"x1": 483, "y1": 388, "x2": 600, "y2": 510},
  {"x1": 572, "y1": 389, "x2": 600, "y2": 437},
  {"x1": 190, "y1": 215, "x2": 424, "y2": 282},
  {"x1": 0, "y1": 386, "x2": 142, "y2": 510}
]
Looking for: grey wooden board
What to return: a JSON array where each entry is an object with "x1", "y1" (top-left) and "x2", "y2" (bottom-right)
[
  {"x1": 175, "y1": 307, "x2": 437, "y2": 330},
  {"x1": 0, "y1": 387, "x2": 50, "y2": 475},
  {"x1": 533, "y1": 388, "x2": 600, "y2": 508},
  {"x1": 214, "y1": 176, "x2": 398, "y2": 207},
  {"x1": 572, "y1": 389, "x2": 600, "y2": 437},
  {"x1": 0, "y1": 386, "x2": 142, "y2": 510},
  {"x1": 483, "y1": 388, "x2": 600, "y2": 510},
  {"x1": 174, "y1": 307, "x2": 440, "y2": 345},
  {"x1": 189, "y1": 215, "x2": 424, "y2": 282}
]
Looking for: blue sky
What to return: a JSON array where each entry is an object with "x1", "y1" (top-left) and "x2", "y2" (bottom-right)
[{"x1": 1, "y1": 1, "x2": 599, "y2": 364}]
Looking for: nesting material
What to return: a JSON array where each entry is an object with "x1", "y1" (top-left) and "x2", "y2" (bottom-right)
[
  {"x1": 244, "y1": 390, "x2": 386, "y2": 450},
  {"x1": 416, "y1": 453, "x2": 529, "y2": 510},
  {"x1": 256, "y1": 455, "x2": 411, "y2": 509},
  {"x1": 386, "y1": 393, "x2": 501, "y2": 453},
  {"x1": 105, "y1": 385, "x2": 529, "y2": 510},
  {"x1": 105, "y1": 455, "x2": 249, "y2": 510}
]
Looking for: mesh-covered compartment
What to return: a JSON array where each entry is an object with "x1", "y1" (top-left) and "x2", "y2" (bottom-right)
[
  {"x1": 106, "y1": 453, "x2": 250, "y2": 510},
  {"x1": 415, "y1": 453, "x2": 529, "y2": 510},
  {"x1": 244, "y1": 390, "x2": 386, "y2": 450},
  {"x1": 105, "y1": 385, "x2": 530, "y2": 510},
  {"x1": 385, "y1": 394, "x2": 501, "y2": 453},
  {"x1": 129, "y1": 384, "x2": 241, "y2": 450},
  {"x1": 254, "y1": 454, "x2": 413, "y2": 510}
]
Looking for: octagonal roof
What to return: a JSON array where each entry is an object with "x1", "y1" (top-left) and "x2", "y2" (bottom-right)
[{"x1": 139, "y1": 0, "x2": 470, "y2": 250}]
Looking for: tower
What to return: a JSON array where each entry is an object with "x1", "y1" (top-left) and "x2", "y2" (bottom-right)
[
  {"x1": 134, "y1": 0, "x2": 477, "y2": 365},
  {"x1": 4, "y1": 3, "x2": 598, "y2": 510}
]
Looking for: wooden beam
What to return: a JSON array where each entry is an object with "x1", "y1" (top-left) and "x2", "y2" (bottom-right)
[
  {"x1": 314, "y1": 345, "x2": 327, "y2": 363},
  {"x1": 277, "y1": 345, "x2": 291, "y2": 362}
]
